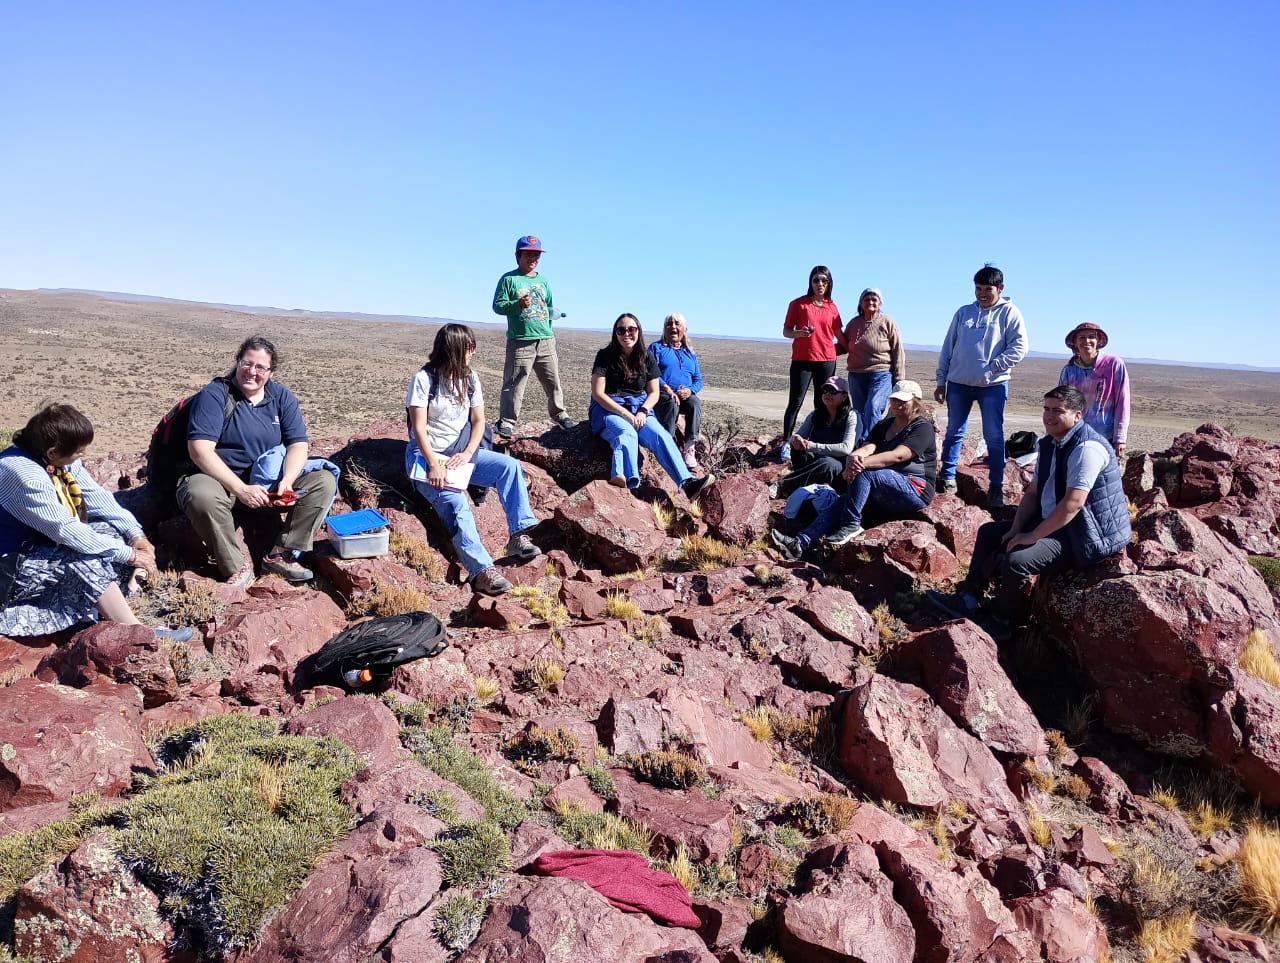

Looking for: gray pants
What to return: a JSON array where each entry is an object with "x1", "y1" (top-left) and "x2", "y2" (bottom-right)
[
  {"x1": 653, "y1": 392, "x2": 702, "y2": 448},
  {"x1": 962, "y1": 518, "x2": 1071, "y2": 625},
  {"x1": 177, "y1": 469, "x2": 337, "y2": 578},
  {"x1": 497, "y1": 337, "x2": 568, "y2": 431}
]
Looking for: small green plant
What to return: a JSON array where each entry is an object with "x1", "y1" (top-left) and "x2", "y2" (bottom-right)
[
  {"x1": 772, "y1": 825, "x2": 807, "y2": 852},
  {"x1": 583, "y1": 764, "x2": 617, "y2": 800},
  {"x1": 1249, "y1": 555, "x2": 1280, "y2": 591},
  {"x1": 628, "y1": 748, "x2": 707, "y2": 790},
  {"x1": 380, "y1": 693, "x2": 433, "y2": 728},
  {"x1": 433, "y1": 821, "x2": 511, "y2": 887},
  {"x1": 346, "y1": 577, "x2": 435, "y2": 618},
  {"x1": 403, "y1": 725, "x2": 528, "y2": 830},
  {"x1": 434, "y1": 893, "x2": 488, "y2": 952},
  {"x1": 407, "y1": 788, "x2": 460, "y2": 826}
]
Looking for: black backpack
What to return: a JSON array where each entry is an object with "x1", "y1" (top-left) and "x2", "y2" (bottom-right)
[
  {"x1": 146, "y1": 377, "x2": 236, "y2": 512},
  {"x1": 303, "y1": 611, "x2": 449, "y2": 690}
]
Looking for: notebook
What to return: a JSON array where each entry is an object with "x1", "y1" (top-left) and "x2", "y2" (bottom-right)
[{"x1": 409, "y1": 454, "x2": 475, "y2": 492}]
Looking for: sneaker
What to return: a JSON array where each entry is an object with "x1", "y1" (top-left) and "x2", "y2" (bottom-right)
[
  {"x1": 779, "y1": 442, "x2": 792, "y2": 463},
  {"x1": 987, "y1": 488, "x2": 1005, "y2": 509},
  {"x1": 924, "y1": 588, "x2": 980, "y2": 619},
  {"x1": 154, "y1": 625, "x2": 195, "y2": 643},
  {"x1": 495, "y1": 423, "x2": 515, "y2": 441},
  {"x1": 682, "y1": 473, "x2": 715, "y2": 500},
  {"x1": 768, "y1": 482, "x2": 780, "y2": 499},
  {"x1": 472, "y1": 566, "x2": 512, "y2": 596},
  {"x1": 505, "y1": 531, "x2": 542, "y2": 561},
  {"x1": 557, "y1": 416, "x2": 576, "y2": 430},
  {"x1": 682, "y1": 445, "x2": 699, "y2": 470},
  {"x1": 941, "y1": 479, "x2": 958, "y2": 495},
  {"x1": 827, "y1": 524, "x2": 865, "y2": 546},
  {"x1": 262, "y1": 554, "x2": 314, "y2": 582},
  {"x1": 227, "y1": 563, "x2": 255, "y2": 590},
  {"x1": 769, "y1": 529, "x2": 804, "y2": 561}
]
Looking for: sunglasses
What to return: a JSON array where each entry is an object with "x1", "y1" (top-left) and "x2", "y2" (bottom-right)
[{"x1": 615, "y1": 326, "x2": 639, "y2": 335}]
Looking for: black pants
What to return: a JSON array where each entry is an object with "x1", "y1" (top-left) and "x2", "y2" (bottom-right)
[
  {"x1": 782, "y1": 359, "x2": 836, "y2": 442},
  {"x1": 778, "y1": 451, "x2": 844, "y2": 498}
]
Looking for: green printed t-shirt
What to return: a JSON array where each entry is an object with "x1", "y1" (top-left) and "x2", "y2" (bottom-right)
[{"x1": 492, "y1": 270, "x2": 556, "y2": 340}]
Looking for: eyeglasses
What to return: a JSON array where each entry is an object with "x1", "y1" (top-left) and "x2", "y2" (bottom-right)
[
  {"x1": 615, "y1": 326, "x2": 639, "y2": 335},
  {"x1": 237, "y1": 361, "x2": 274, "y2": 375}
]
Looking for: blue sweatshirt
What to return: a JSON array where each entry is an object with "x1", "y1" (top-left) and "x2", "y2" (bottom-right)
[{"x1": 935, "y1": 297, "x2": 1028, "y2": 388}]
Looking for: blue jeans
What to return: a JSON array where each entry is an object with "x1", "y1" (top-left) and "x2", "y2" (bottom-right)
[
  {"x1": 796, "y1": 468, "x2": 925, "y2": 546},
  {"x1": 590, "y1": 400, "x2": 692, "y2": 488},
  {"x1": 407, "y1": 443, "x2": 537, "y2": 578},
  {"x1": 940, "y1": 381, "x2": 1009, "y2": 487},
  {"x1": 846, "y1": 370, "x2": 892, "y2": 444}
]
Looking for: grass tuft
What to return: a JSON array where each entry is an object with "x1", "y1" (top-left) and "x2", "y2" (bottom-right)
[
  {"x1": 519, "y1": 657, "x2": 565, "y2": 693},
  {"x1": 504, "y1": 724, "x2": 583, "y2": 774},
  {"x1": 1135, "y1": 910, "x2": 1197, "y2": 963},
  {"x1": 1241, "y1": 629, "x2": 1280, "y2": 688},
  {"x1": 550, "y1": 799, "x2": 652, "y2": 855},
  {"x1": 346, "y1": 577, "x2": 435, "y2": 618},
  {"x1": 1058, "y1": 773, "x2": 1093, "y2": 802},
  {"x1": 679, "y1": 534, "x2": 744, "y2": 570},
  {"x1": 433, "y1": 893, "x2": 488, "y2": 952},
  {"x1": 628, "y1": 748, "x2": 707, "y2": 790},
  {"x1": 603, "y1": 592, "x2": 645, "y2": 620},
  {"x1": 1045, "y1": 729, "x2": 1069, "y2": 765},
  {"x1": 1024, "y1": 802, "x2": 1053, "y2": 849},
  {"x1": 1238, "y1": 822, "x2": 1280, "y2": 931},
  {"x1": 778, "y1": 794, "x2": 859, "y2": 836},
  {"x1": 738, "y1": 706, "x2": 774, "y2": 743},
  {"x1": 390, "y1": 530, "x2": 447, "y2": 582},
  {"x1": 1022, "y1": 759, "x2": 1056, "y2": 793},
  {"x1": 473, "y1": 675, "x2": 501, "y2": 704}
]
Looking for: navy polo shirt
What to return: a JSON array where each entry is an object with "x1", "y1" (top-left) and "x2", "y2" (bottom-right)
[{"x1": 187, "y1": 378, "x2": 308, "y2": 475}]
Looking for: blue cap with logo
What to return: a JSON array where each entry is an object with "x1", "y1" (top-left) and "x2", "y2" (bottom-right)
[{"x1": 515, "y1": 235, "x2": 544, "y2": 252}]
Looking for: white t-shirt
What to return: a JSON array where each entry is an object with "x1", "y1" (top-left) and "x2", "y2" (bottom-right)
[
  {"x1": 1040, "y1": 422, "x2": 1109, "y2": 519},
  {"x1": 405, "y1": 369, "x2": 483, "y2": 457}
]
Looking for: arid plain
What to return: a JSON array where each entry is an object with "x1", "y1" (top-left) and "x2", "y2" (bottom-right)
[{"x1": 2, "y1": 288, "x2": 1278, "y2": 456}]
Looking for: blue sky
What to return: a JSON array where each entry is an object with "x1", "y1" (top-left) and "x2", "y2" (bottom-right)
[{"x1": 2, "y1": 1, "x2": 1277, "y2": 366}]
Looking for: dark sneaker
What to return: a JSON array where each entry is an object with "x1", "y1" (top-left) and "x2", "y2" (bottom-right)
[
  {"x1": 154, "y1": 625, "x2": 195, "y2": 643},
  {"x1": 557, "y1": 416, "x2": 576, "y2": 430},
  {"x1": 987, "y1": 488, "x2": 1005, "y2": 509},
  {"x1": 941, "y1": 479, "x2": 958, "y2": 495},
  {"x1": 495, "y1": 423, "x2": 515, "y2": 441},
  {"x1": 472, "y1": 566, "x2": 513, "y2": 596},
  {"x1": 262, "y1": 554, "x2": 314, "y2": 582},
  {"x1": 828, "y1": 524, "x2": 865, "y2": 546},
  {"x1": 682, "y1": 473, "x2": 716, "y2": 500},
  {"x1": 924, "y1": 588, "x2": 980, "y2": 619},
  {"x1": 769, "y1": 529, "x2": 804, "y2": 561},
  {"x1": 505, "y1": 532, "x2": 542, "y2": 561}
]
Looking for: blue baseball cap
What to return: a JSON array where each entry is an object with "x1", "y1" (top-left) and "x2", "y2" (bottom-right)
[{"x1": 515, "y1": 235, "x2": 544, "y2": 252}]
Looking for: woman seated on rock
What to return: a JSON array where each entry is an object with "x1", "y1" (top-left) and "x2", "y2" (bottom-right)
[
  {"x1": 406, "y1": 323, "x2": 542, "y2": 598},
  {"x1": 590, "y1": 314, "x2": 715, "y2": 499},
  {"x1": 770, "y1": 380, "x2": 937, "y2": 559},
  {"x1": 0, "y1": 403, "x2": 191, "y2": 640},
  {"x1": 1059, "y1": 322, "x2": 1130, "y2": 458},
  {"x1": 648, "y1": 312, "x2": 704, "y2": 469},
  {"x1": 771, "y1": 375, "x2": 857, "y2": 501},
  {"x1": 179, "y1": 335, "x2": 338, "y2": 588}
]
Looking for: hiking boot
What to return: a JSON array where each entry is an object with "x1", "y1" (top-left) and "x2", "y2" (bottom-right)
[
  {"x1": 227, "y1": 563, "x2": 255, "y2": 590},
  {"x1": 924, "y1": 588, "x2": 980, "y2": 620},
  {"x1": 557, "y1": 416, "x2": 576, "y2": 430},
  {"x1": 941, "y1": 479, "x2": 958, "y2": 495},
  {"x1": 505, "y1": 531, "x2": 542, "y2": 561},
  {"x1": 769, "y1": 529, "x2": 804, "y2": 561},
  {"x1": 827, "y1": 524, "x2": 865, "y2": 546},
  {"x1": 495, "y1": 422, "x2": 515, "y2": 441},
  {"x1": 262, "y1": 554, "x2": 314, "y2": 582},
  {"x1": 682, "y1": 445, "x2": 699, "y2": 469},
  {"x1": 154, "y1": 625, "x2": 195, "y2": 643},
  {"x1": 987, "y1": 488, "x2": 1005, "y2": 509},
  {"x1": 682, "y1": 473, "x2": 715, "y2": 500},
  {"x1": 472, "y1": 566, "x2": 512, "y2": 596}
]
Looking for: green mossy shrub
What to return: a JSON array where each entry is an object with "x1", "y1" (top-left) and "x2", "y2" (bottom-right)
[
  {"x1": 0, "y1": 799, "x2": 122, "y2": 903},
  {"x1": 433, "y1": 893, "x2": 487, "y2": 952},
  {"x1": 115, "y1": 714, "x2": 358, "y2": 954},
  {"x1": 380, "y1": 693, "x2": 433, "y2": 728},
  {"x1": 402, "y1": 725, "x2": 527, "y2": 830},
  {"x1": 627, "y1": 748, "x2": 707, "y2": 790},
  {"x1": 583, "y1": 764, "x2": 617, "y2": 800},
  {"x1": 407, "y1": 788, "x2": 460, "y2": 826},
  {"x1": 1250, "y1": 555, "x2": 1280, "y2": 591},
  {"x1": 433, "y1": 821, "x2": 511, "y2": 887}
]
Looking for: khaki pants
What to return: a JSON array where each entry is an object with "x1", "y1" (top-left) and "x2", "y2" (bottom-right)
[
  {"x1": 177, "y1": 469, "x2": 337, "y2": 578},
  {"x1": 497, "y1": 337, "x2": 568, "y2": 430}
]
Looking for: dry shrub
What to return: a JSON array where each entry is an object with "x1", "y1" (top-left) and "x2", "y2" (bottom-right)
[
  {"x1": 390, "y1": 531, "x2": 446, "y2": 582},
  {"x1": 771, "y1": 707, "x2": 838, "y2": 763},
  {"x1": 1135, "y1": 910, "x2": 1197, "y2": 963},
  {"x1": 1240, "y1": 629, "x2": 1280, "y2": 688},
  {"x1": 738, "y1": 706, "x2": 773, "y2": 743},
  {"x1": 0, "y1": 668, "x2": 32, "y2": 687},
  {"x1": 1237, "y1": 822, "x2": 1280, "y2": 931},
  {"x1": 628, "y1": 749, "x2": 707, "y2": 790},
  {"x1": 347, "y1": 578, "x2": 434, "y2": 618},
  {"x1": 1024, "y1": 802, "x2": 1052, "y2": 849},
  {"x1": 1022, "y1": 759, "x2": 1056, "y2": 793},
  {"x1": 603, "y1": 592, "x2": 644, "y2": 620},
  {"x1": 344, "y1": 463, "x2": 381, "y2": 509},
  {"x1": 1058, "y1": 773, "x2": 1092, "y2": 802},
  {"x1": 678, "y1": 534, "x2": 743, "y2": 570},
  {"x1": 633, "y1": 614, "x2": 665, "y2": 646},
  {"x1": 870, "y1": 602, "x2": 906, "y2": 643},
  {"x1": 473, "y1": 675, "x2": 500, "y2": 704},
  {"x1": 1045, "y1": 729, "x2": 1069, "y2": 765},
  {"x1": 779, "y1": 794, "x2": 859, "y2": 836},
  {"x1": 520, "y1": 657, "x2": 564, "y2": 693},
  {"x1": 133, "y1": 570, "x2": 225, "y2": 629},
  {"x1": 505, "y1": 725, "x2": 583, "y2": 767}
]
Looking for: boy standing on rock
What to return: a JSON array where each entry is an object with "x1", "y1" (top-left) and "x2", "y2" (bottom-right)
[
  {"x1": 934, "y1": 264, "x2": 1028, "y2": 508},
  {"x1": 492, "y1": 235, "x2": 574, "y2": 440}
]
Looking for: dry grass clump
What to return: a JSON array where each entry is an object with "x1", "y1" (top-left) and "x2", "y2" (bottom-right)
[
  {"x1": 0, "y1": 667, "x2": 32, "y2": 687},
  {"x1": 603, "y1": 592, "x2": 645, "y2": 620},
  {"x1": 518, "y1": 657, "x2": 564, "y2": 693},
  {"x1": 772, "y1": 707, "x2": 839, "y2": 764},
  {"x1": 346, "y1": 578, "x2": 435, "y2": 618},
  {"x1": 628, "y1": 748, "x2": 707, "y2": 790},
  {"x1": 1024, "y1": 802, "x2": 1053, "y2": 849},
  {"x1": 1045, "y1": 729, "x2": 1069, "y2": 765},
  {"x1": 344, "y1": 463, "x2": 381, "y2": 509},
  {"x1": 751, "y1": 562, "x2": 788, "y2": 587},
  {"x1": 1064, "y1": 695, "x2": 1097, "y2": 741},
  {"x1": 504, "y1": 725, "x2": 584, "y2": 770},
  {"x1": 778, "y1": 794, "x2": 859, "y2": 836},
  {"x1": 510, "y1": 587, "x2": 570, "y2": 628},
  {"x1": 473, "y1": 675, "x2": 500, "y2": 704},
  {"x1": 132, "y1": 570, "x2": 225, "y2": 629},
  {"x1": 1150, "y1": 784, "x2": 1179, "y2": 811},
  {"x1": 550, "y1": 798, "x2": 652, "y2": 855},
  {"x1": 870, "y1": 602, "x2": 906, "y2": 644},
  {"x1": 1187, "y1": 798, "x2": 1236, "y2": 838},
  {"x1": 678, "y1": 534, "x2": 744, "y2": 570},
  {"x1": 1237, "y1": 822, "x2": 1280, "y2": 932},
  {"x1": 1022, "y1": 759, "x2": 1056, "y2": 793},
  {"x1": 1135, "y1": 910, "x2": 1197, "y2": 963},
  {"x1": 1058, "y1": 773, "x2": 1092, "y2": 802},
  {"x1": 738, "y1": 706, "x2": 774, "y2": 743},
  {"x1": 1240, "y1": 629, "x2": 1280, "y2": 688},
  {"x1": 389, "y1": 530, "x2": 446, "y2": 582},
  {"x1": 633, "y1": 614, "x2": 666, "y2": 647}
]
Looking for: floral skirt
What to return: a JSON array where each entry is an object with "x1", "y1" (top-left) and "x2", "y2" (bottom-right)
[{"x1": 0, "y1": 523, "x2": 130, "y2": 637}]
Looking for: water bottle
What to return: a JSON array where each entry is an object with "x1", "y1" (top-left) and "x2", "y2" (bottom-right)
[{"x1": 343, "y1": 667, "x2": 374, "y2": 688}]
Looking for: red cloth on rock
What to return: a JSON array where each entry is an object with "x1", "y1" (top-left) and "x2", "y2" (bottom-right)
[{"x1": 528, "y1": 848, "x2": 701, "y2": 928}]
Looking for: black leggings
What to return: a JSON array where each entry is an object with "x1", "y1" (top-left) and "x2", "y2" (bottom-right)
[
  {"x1": 777, "y1": 451, "x2": 845, "y2": 498},
  {"x1": 782, "y1": 360, "x2": 836, "y2": 442}
]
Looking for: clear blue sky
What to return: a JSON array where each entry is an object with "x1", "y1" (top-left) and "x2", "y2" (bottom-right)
[{"x1": 3, "y1": 1, "x2": 1277, "y2": 367}]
